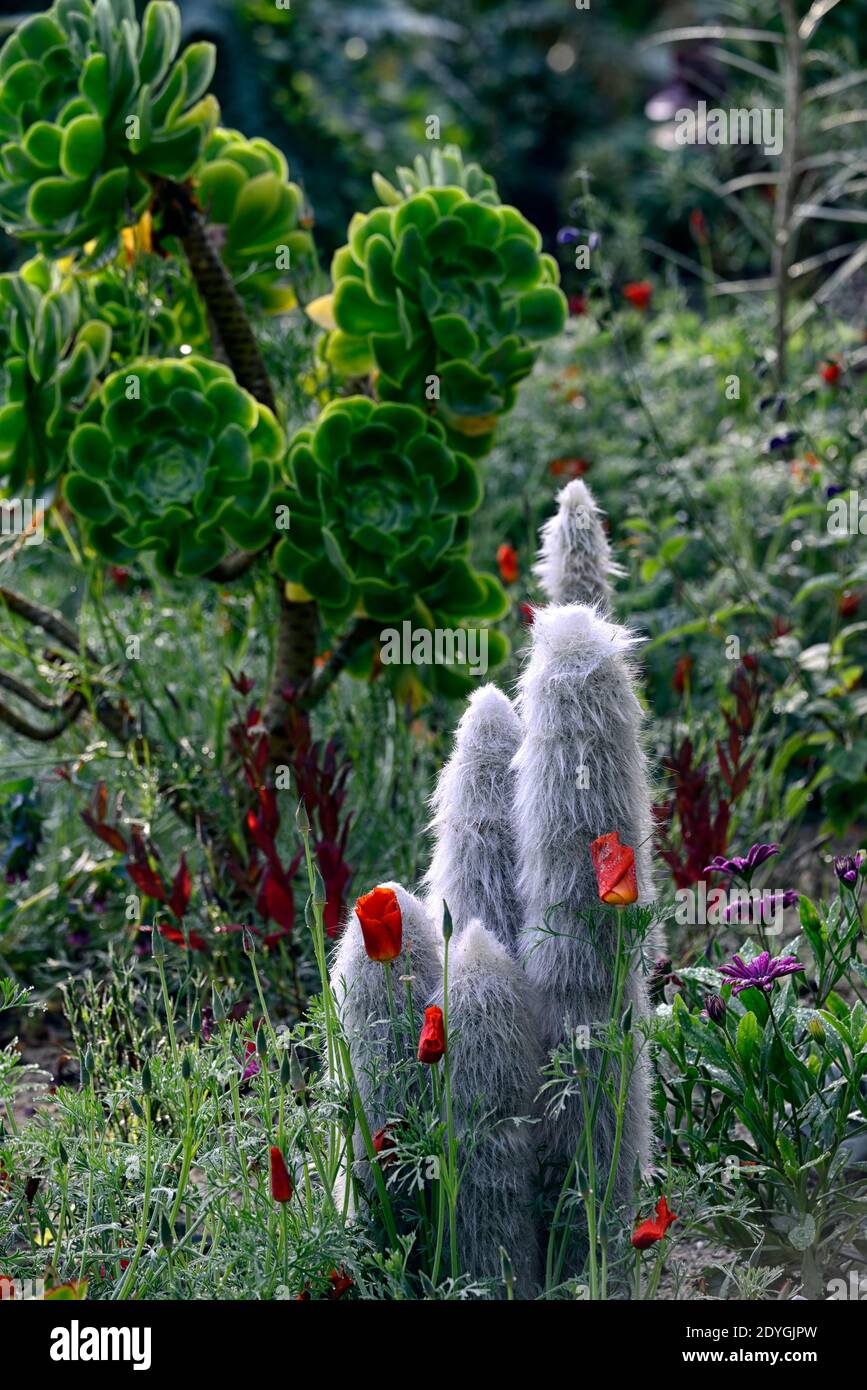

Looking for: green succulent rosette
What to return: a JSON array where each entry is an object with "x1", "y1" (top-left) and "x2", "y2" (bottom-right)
[
  {"x1": 321, "y1": 158, "x2": 566, "y2": 456},
  {"x1": 372, "y1": 146, "x2": 499, "y2": 208},
  {"x1": 273, "y1": 396, "x2": 509, "y2": 690},
  {"x1": 73, "y1": 229, "x2": 208, "y2": 361},
  {"x1": 0, "y1": 255, "x2": 111, "y2": 494},
  {"x1": 196, "y1": 127, "x2": 314, "y2": 314},
  {"x1": 0, "y1": 0, "x2": 219, "y2": 252},
  {"x1": 65, "y1": 356, "x2": 283, "y2": 577}
]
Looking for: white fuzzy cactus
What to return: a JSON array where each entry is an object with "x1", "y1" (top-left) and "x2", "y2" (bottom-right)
[
  {"x1": 533, "y1": 478, "x2": 622, "y2": 612},
  {"x1": 330, "y1": 480, "x2": 659, "y2": 1295}
]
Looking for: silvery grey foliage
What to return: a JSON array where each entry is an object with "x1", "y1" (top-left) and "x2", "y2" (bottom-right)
[
  {"x1": 431, "y1": 920, "x2": 544, "y2": 1294},
  {"x1": 514, "y1": 602, "x2": 659, "y2": 1232},
  {"x1": 329, "y1": 881, "x2": 441, "y2": 1173},
  {"x1": 533, "y1": 478, "x2": 622, "y2": 611},
  {"x1": 424, "y1": 683, "x2": 523, "y2": 948},
  {"x1": 330, "y1": 480, "x2": 659, "y2": 1293}
]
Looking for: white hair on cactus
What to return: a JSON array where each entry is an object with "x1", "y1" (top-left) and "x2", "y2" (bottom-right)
[
  {"x1": 431, "y1": 920, "x2": 543, "y2": 1294},
  {"x1": 533, "y1": 479, "x2": 622, "y2": 612},
  {"x1": 424, "y1": 683, "x2": 523, "y2": 950},
  {"x1": 330, "y1": 881, "x2": 442, "y2": 1133},
  {"x1": 513, "y1": 602, "x2": 658, "y2": 1239}
]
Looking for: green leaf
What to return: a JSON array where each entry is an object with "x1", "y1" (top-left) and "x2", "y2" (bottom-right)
[
  {"x1": 736, "y1": 1010, "x2": 760, "y2": 1065},
  {"x1": 60, "y1": 114, "x2": 105, "y2": 179}
]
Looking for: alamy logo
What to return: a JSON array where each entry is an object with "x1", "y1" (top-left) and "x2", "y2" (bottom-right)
[
  {"x1": 379, "y1": 621, "x2": 488, "y2": 677},
  {"x1": 675, "y1": 101, "x2": 783, "y2": 156},
  {"x1": 0, "y1": 498, "x2": 44, "y2": 546},
  {"x1": 827, "y1": 490, "x2": 867, "y2": 535},
  {"x1": 0, "y1": 1275, "x2": 44, "y2": 1299},
  {"x1": 49, "y1": 1319, "x2": 152, "y2": 1371}
]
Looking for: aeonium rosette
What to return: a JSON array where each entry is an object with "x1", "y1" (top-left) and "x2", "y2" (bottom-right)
[
  {"x1": 313, "y1": 153, "x2": 566, "y2": 456},
  {"x1": 195, "y1": 127, "x2": 314, "y2": 314},
  {"x1": 64, "y1": 355, "x2": 283, "y2": 577},
  {"x1": 273, "y1": 396, "x2": 509, "y2": 692},
  {"x1": 0, "y1": 254, "x2": 112, "y2": 493},
  {"x1": 0, "y1": 0, "x2": 219, "y2": 253}
]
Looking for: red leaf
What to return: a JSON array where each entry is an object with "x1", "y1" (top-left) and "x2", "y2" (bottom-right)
[
  {"x1": 257, "y1": 869, "x2": 294, "y2": 933},
  {"x1": 159, "y1": 924, "x2": 207, "y2": 953},
  {"x1": 246, "y1": 809, "x2": 278, "y2": 865},
  {"x1": 127, "y1": 862, "x2": 167, "y2": 901},
  {"x1": 168, "y1": 853, "x2": 191, "y2": 920},
  {"x1": 258, "y1": 785, "x2": 279, "y2": 837},
  {"x1": 81, "y1": 812, "x2": 128, "y2": 854}
]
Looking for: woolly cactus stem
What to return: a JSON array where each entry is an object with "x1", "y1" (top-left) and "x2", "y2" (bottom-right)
[
  {"x1": 432, "y1": 920, "x2": 543, "y2": 1295},
  {"x1": 424, "y1": 683, "x2": 523, "y2": 949},
  {"x1": 533, "y1": 478, "x2": 622, "y2": 611},
  {"x1": 514, "y1": 602, "x2": 657, "y2": 1234}
]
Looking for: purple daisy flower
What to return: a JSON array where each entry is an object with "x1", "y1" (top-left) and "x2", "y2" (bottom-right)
[
  {"x1": 722, "y1": 889, "x2": 800, "y2": 924},
  {"x1": 834, "y1": 852, "x2": 864, "y2": 888},
  {"x1": 719, "y1": 950, "x2": 804, "y2": 995},
  {"x1": 704, "y1": 843, "x2": 780, "y2": 882}
]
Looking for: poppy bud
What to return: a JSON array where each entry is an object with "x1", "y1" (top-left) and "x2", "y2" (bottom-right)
[
  {"x1": 372, "y1": 1124, "x2": 397, "y2": 1168},
  {"x1": 590, "y1": 832, "x2": 638, "y2": 905},
  {"x1": 496, "y1": 542, "x2": 519, "y2": 585},
  {"x1": 160, "y1": 1213, "x2": 173, "y2": 1249},
  {"x1": 417, "y1": 1005, "x2": 446, "y2": 1064},
  {"x1": 623, "y1": 280, "x2": 652, "y2": 311},
  {"x1": 295, "y1": 799, "x2": 311, "y2": 835},
  {"x1": 704, "y1": 993, "x2": 726, "y2": 1024},
  {"x1": 181, "y1": 1052, "x2": 193, "y2": 1081},
  {"x1": 312, "y1": 865, "x2": 326, "y2": 906},
  {"x1": 620, "y1": 1002, "x2": 633, "y2": 1034},
  {"x1": 279, "y1": 1052, "x2": 292, "y2": 1087},
  {"x1": 141, "y1": 1060, "x2": 152, "y2": 1094},
  {"x1": 270, "y1": 1145, "x2": 294, "y2": 1203},
  {"x1": 442, "y1": 900, "x2": 454, "y2": 943},
  {"x1": 354, "y1": 885, "x2": 403, "y2": 962},
  {"x1": 290, "y1": 1046, "x2": 307, "y2": 1095}
]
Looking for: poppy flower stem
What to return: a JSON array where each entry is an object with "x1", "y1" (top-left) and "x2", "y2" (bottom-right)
[
  {"x1": 441, "y1": 932, "x2": 460, "y2": 1281},
  {"x1": 153, "y1": 949, "x2": 180, "y2": 1070}
]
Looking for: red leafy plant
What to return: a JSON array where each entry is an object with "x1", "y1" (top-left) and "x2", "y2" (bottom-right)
[
  {"x1": 227, "y1": 675, "x2": 353, "y2": 943},
  {"x1": 80, "y1": 783, "x2": 205, "y2": 950},
  {"x1": 656, "y1": 656, "x2": 760, "y2": 888}
]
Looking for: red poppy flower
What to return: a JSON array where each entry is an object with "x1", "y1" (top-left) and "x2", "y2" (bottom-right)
[
  {"x1": 631, "y1": 1195, "x2": 678, "y2": 1249},
  {"x1": 840, "y1": 591, "x2": 861, "y2": 618},
  {"x1": 496, "y1": 543, "x2": 519, "y2": 585},
  {"x1": 820, "y1": 360, "x2": 841, "y2": 385},
  {"x1": 623, "y1": 281, "x2": 652, "y2": 311},
  {"x1": 327, "y1": 1267, "x2": 353, "y2": 1299},
  {"x1": 672, "y1": 655, "x2": 692, "y2": 695},
  {"x1": 372, "y1": 1124, "x2": 397, "y2": 1168},
  {"x1": 590, "y1": 831, "x2": 638, "y2": 906},
  {"x1": 418, "y1": 1005, "x2": 446, "y2": 1064},
  {"x1": 518, "y1": 602, "x2": 535, "y2": 627},
  {"x1": 549, "y1": 456, "x2": 590, "y2": 479},
  {"x1": 354, "y1": 886, "x2": 402, "y2": 962},
  {"x1": 689, "y1": 209, "x2": 708, "y2": 244},
  {"x1": 269, "y1": 1146, "x2": 293, "y2": 1203}
]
